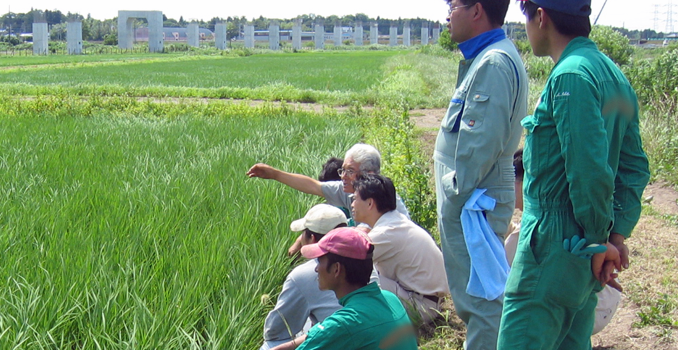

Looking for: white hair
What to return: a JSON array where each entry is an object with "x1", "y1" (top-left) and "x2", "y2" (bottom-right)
[{"x1": 345, "y1": 143, "x2": 381, "y2": 174}]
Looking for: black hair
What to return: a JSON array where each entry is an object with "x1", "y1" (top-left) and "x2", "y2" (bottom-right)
[
  {"x1": 318, "y1": 157, "x2": 343, "y2": 182},
  {"x1": 303, "y1": 223, "x2": 348, "y2": 242},
  {"x1": 521, "y1": 0, "x2": 591, "y2": 38},
  {"x1": 446, "y1": 0, "x2": 510, "y2": 27},
  {"x1": 513, "y1": 148, "x2": 524, "y2": 180},
  {"x1": 352, "y1": 174, "x2": 397, "y2": 214},
  {"x1": 325, "y1": 245, "x2": 375, "y2": 286}
]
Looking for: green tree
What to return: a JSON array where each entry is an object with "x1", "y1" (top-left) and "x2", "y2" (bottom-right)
[{"x1": 590, "y1": 25, "x2": 634, "y2": 66}]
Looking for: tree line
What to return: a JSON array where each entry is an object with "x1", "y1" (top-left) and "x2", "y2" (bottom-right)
[{"x1": 0, "y1": 10, "x2": 442, "y2": 43}]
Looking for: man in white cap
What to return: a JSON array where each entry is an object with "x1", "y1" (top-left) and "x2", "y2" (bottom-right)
[{"x1": 260, "y1": 204, "x2": 349, "y2": 350}]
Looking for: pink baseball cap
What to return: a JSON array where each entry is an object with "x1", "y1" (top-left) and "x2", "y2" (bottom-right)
[{"x1": 301, "y1": 227, "x2": 373, "y2": 260}]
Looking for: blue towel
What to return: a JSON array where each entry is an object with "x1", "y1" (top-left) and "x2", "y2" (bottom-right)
[{"x1": 461, "y1": 188, "x2": 510, "y2": 301}]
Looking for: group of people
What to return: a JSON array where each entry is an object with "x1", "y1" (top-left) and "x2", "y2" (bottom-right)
[{"x1": 247, "y1": 0, "x2": 651, "y2": 349}]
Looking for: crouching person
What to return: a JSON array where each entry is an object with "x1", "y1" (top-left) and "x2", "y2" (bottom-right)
[
  {"x1": 272, "y1": 227, "x2": 418, "y2": 350},
  {"x1": 261, "y1": 204, "x2": 350, "y2": 349}
]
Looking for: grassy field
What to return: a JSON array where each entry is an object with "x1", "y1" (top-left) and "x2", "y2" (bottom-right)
[
  {"x1": 1, "y1": 44, "x2": 675, "y2": 349},
  {"x1": 0, "y1": 96, "x2": 361, "y2": 348},
  {"x1": 0, "y1": 49, "x2": 457, "y2": 107}
]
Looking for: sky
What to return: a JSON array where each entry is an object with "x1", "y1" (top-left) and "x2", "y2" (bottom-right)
[{"x1": 5, "y1": 0, "x2": 677, "y2": 32}]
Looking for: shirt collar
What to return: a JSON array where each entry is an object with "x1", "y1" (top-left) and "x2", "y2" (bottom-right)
[
  {"x1": 556, "y1": 36, "x2": 597, "y2": 65},
  {"x1": 458, "y1": 28, "x2": 506, "y2": 60},
  {"x1": 339, "y1": 282, "x2": 380, "y2": 306}
]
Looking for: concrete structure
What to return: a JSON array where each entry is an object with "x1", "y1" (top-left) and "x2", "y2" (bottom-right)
[
  {"x1": 421, "y1": 25, "x2": 429, "y2": 45},
  {"x1": 269, "y1": 21, "x2": 280, "y2": 50},
  {"x1": 215, "y1": 22, "x2": 227, "y2": 50},
  {"x1": 118, "y1": 11, "x2": 163, "y2": 52},
  {"x1": 403, "y1": 21, "x2": 411, "y2": 47},
  {"x1": 354, "y1": 21, "x2": 363, "y2": 46},
  {"x1": 33, "y1": 22, "x2": 48, "y2": 55},
  {"x1": 187, "y1": 22, "x2": 199, "y2": 47},
  {"x1": 67, "y1": 20, "x2": 83, "y2": 55},
  {"x1": 244, "y1": 24, "x2": 255, "y2": 48},
  {"x1": 432, "y1": 23, "x2": 441, "y2": 44},
  {"x1": 292, "y1": 18, "x2": 302, "y2": 50},
  {"x1": 314, "y1": 23, "x2": 325, "y2": 49},
  {"x1": 370, "y1": 22, "x2": 378, "y2": 45},
  {"x1": 389, "y1": 24, "x2": 398, "y2": 46},
  {"x1": 334, "y1": 21, "x2": 342, "y2": 46}
]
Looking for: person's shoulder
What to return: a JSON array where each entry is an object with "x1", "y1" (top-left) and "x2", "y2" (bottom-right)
[
  {"x1": 288, "y1": 260, "x2": 319, "y2": 283},
  {"x1": 320, "y1": 180, "x2": 343, "y2": 191}
]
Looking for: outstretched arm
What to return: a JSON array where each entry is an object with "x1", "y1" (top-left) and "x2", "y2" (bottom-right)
[{"x1": 247, "y1": 163, "x2": 323, "y2": 197}]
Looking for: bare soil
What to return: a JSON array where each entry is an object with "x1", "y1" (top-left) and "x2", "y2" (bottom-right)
[{"x1": 411, "y1": 108, "x2": 678, "y2": 350}]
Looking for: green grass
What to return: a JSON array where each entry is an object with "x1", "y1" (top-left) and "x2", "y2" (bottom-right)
[
  {"x1": 0, "y1": 51, "x2": 398, "y2": 92},
  {"x1": 0, "y1": 53, "x2": 167, "y2": 67},
  {"x1": 0, "y1": 96, "x2": 361, "y2": 348}
]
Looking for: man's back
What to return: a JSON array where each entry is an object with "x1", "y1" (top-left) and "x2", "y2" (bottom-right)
[
  {"x1": 296, "y1": 283, "x2": 417, "y2": 350},
  {"x1": 522, "y1": 37, "x2": 649, "y2": 244},
  {"x1": 370, "y1": 211, "x2": 449, "y2": 296}
]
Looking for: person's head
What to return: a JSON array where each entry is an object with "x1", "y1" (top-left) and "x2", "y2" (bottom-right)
[
  {"x1": 300, "y1": 227, "x2": 375, "y2": 290},
  {"x1": 290, "y1": 204, "x2": 349, "y2": 246},
  {"x1": 318, "y1": 157, "x2": 343, "y2": 182},
  {"x1": 445, "y1": 0, "x2": 510, "y2": 43},
  {"x1": 351, "y1": 174, "x2": 397, "y2": 225},
  {"x1": 520, "y1": 0, "x2": 592, "y2": 56},
  {"x1": 340, "y1": 144, "x2": 381, "y2": 194},
  {"x1": 513, "y1": 148, "x2": 524, "y2": 211}
]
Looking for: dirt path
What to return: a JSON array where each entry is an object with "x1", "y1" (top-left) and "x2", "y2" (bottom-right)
[{"x1": 411, "y1": 108, "x2": 678, "y2": 350}]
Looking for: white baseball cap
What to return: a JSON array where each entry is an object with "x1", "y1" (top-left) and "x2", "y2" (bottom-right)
[{"x1": 290, "y1": 204, "x2": 348, "y2": 235}]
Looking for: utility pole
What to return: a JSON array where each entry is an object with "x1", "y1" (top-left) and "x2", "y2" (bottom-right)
[{"x1": 594, "y1": 0, "x2": 608, "y2": 25}]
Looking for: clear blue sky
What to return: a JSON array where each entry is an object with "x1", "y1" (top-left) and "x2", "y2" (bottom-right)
[{"x1": 6, "y1": 0, "x2": 677, "y2": 31}]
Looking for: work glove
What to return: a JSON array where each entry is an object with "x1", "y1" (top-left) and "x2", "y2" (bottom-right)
[{"x1": 563, "y1": 235, "x2": 607, "y2": 259}]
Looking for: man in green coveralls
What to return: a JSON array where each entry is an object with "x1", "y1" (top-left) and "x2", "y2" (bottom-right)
[
  {"x1": 271, "y1": 227, "x2": 417, "y2": 350},
  {"x1": 498, "y1": 1, "x2": 650, "y2": 349}
]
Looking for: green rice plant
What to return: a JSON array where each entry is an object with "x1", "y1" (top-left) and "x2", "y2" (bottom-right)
[{"x1": 0, "y1": 95, "x2": 360, "y2": 349}]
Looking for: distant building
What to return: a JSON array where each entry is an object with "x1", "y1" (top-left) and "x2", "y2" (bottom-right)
[{"x1": 134, "y1": 27, "x2": 214, "y2": 42}]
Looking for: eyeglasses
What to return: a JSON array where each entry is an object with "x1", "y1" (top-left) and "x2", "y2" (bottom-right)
[
  {"x1": 448, "y1": 4, "x2": 472, "y2": 15},
  {"x1": 337, "y1": 168, "x2": 357, "y2": 177}
]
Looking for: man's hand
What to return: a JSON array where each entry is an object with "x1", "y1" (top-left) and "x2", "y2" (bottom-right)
[
  {"x1": 271, "y1": 335, "x2": 307, "y2": 350},
  {"x1": 591, "y1": 242, "x2": 622, "y2": 288},
  {"x1": 247, "y1": 163, "x2": 279, "y2": 180},
  {"x1": 609, "y1": 232, "x2": 629, "y2": 270},
  {"x1": 288, "y1": 234, "x2": 303, "y2": 257}
]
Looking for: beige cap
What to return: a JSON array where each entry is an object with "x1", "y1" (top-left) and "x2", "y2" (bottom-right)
[{"x1": 290, "y1": 204, "x2": 348, "y2": 235}]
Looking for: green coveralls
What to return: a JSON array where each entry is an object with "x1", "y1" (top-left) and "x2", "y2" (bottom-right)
[
  {"x1": 497, "y1": 37, "x2": 650, "y2": 350},
  {"x1": 434, "y1": 36, "x2": 528, "y2": 349}
]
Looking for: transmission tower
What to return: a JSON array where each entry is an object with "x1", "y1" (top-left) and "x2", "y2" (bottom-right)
[{"x1": 667, "y1": 0, "x2": 675, "y2": 33}]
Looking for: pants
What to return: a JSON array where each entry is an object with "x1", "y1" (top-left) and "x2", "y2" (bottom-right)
[
  {"x1": 379, "y1": 274, "x2": 441, "y2": 326},
  {"x1": 435, "y1": 162, "x2": 510, "y2": 350},
  {"x1": 498, "y1": 199, "x2": 599, "y2": 350}
]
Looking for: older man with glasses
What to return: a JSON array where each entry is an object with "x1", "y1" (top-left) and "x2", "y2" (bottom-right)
[{"x1": 247, "y1": 143, "x2": 410, "y2": 254}]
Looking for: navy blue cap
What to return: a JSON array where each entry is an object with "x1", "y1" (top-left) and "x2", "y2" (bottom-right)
[{"x1": 523, "y1": 0, "x2": 592, "y2": 17}]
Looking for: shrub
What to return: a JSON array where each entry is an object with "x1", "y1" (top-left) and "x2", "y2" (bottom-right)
[
  {"x1": 590, "y1": 25, "x2": 634, "y2": 66},
  {"x1": 103, "y1": 33, "x2": 118, "y2": 46},
  {"x1": 360, "y1": 104, "x2": 437, "y2": 232},
  {"x1": 513, "y1": 39, "x2": 532, "y2": 55},
  {"x1": 438, "y1": 28, "x2": 458, "y2": 52}
]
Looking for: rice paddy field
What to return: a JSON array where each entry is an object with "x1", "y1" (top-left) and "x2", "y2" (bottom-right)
[{"x1": 0, "y1": 50, "x2": 404, "y2": 348}]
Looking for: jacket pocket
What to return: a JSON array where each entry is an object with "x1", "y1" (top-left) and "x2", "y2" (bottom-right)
[
  {"x1": 441, "y1": 90, "x2": 467, "y2": 133},
  {"x1": 461, "y1": 92, "x2": 489, "y2": 129}
]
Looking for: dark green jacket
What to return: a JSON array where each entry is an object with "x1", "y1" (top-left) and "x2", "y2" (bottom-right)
[
  {"x1": 296, "y1": 282, "x2": 417, "y2": 350},
  {"x1": 522, "y1": 37, "x2": 650, "y2": 244}
]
